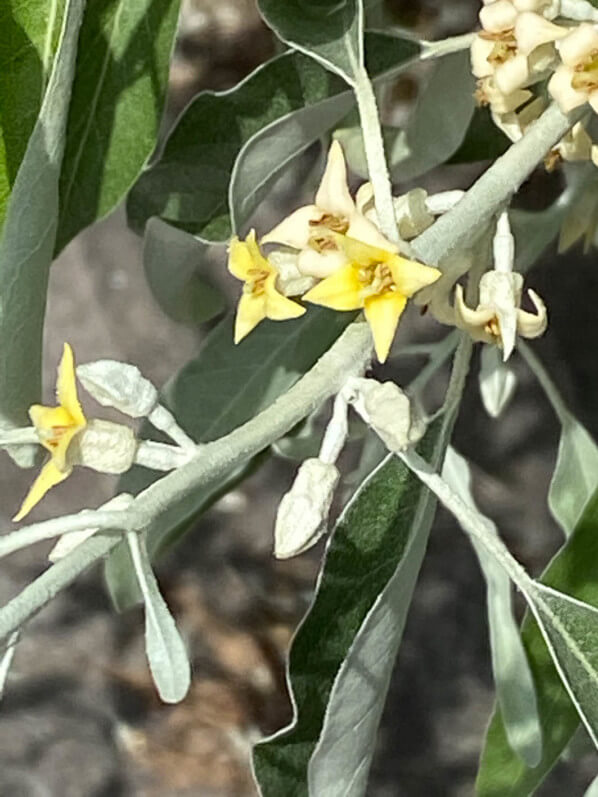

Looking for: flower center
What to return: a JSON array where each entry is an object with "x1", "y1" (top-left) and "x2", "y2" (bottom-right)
[
  {"x1": 484, "y1": 316, "x2": 502, "y2": 342},
  {"x1": 38, "y1": 424, "x2": 73, "y2": 449},
  {"x1": 309, "y1": 212, "x2": 349, "y2": 235},
  {"x1": 480, "y1": 30, "x2": 517, "y2": 66},
  {"x1": 245, "y1": 267, "x2": 269, "y2": 295},
  {"x1": 571, "y1": 50, "x2": 598, "y2": 92},
  {"x1": 308, "y1": 232, "x2": 341, "y2": 253},
  {"x1": 358, "y1": 263, "x2": 396, "y2": 298}
]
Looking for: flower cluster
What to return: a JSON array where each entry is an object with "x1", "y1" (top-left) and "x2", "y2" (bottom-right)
[
  {"x1": 472, "y1": 0, "x2": 598, "y2": 167},
  {"x1": 228, "y1": 142, "x2": 442, "y2": 363}
]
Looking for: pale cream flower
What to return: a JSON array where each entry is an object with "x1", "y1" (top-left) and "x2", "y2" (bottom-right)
[
  {"x1": 472, "y1": 5, "x2": 565, "y2": 99},
  {"x1": 490, "y1": 95, "x2": 545, "y2": 142},
  {"x1": 261, "y1": 140, "x2": 389, "y2": 279},
  {"x1": 549, "y1": 23, "x2": 598, "y2": 113},
  {"x1": 454, "y1": 271, "x2": 547, "y2": 360}
]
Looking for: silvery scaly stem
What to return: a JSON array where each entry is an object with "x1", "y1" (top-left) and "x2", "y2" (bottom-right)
[
  {"x1": 425, "y1": 191, "x2": 465, "y2": 216},
  {"x1": 148, "y1": 405, "x2": 198, "y2": 453},
  {"x1": 411, "y1": 103, "x2": 586, "y2": 267},
  {"x1": 353, "y1": 66, "x2": 399, "y2": 244},
  {"x1": 421, "y1": 33, "x2": 476, "y2": 60},
  {"x1": 0, "y1": 103, "x2": 580, "y2": 644},
  {"x1": 398, "y1": 448, "x2": 534, "y2": 595},
  {"x1": 493, "y1": 211, "x2": 515, "y2": 273},
  {"x1": 135, "y1": 440, "x2": 197, "y2": 471},
  {"x1": 0, "y1": 510, "x2": 131, "y2": 560},
  {"x1": 0, "y1": 428, "x2": 39, "y2": 447}
]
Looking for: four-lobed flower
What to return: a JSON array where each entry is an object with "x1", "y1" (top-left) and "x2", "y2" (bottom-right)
[
  {"x1": 261, "y1": 139, "x2": 390, "y2": 279},
  {"x1": 227, "y1": 229, "x2": 306, "y2": 343},
  {"x1": 549, "y1": 22, "x2": 598, "y2": 112},
  {"x1": 454, "y1": 269, "x2": 547, "y2": 359},
  {"x1": 302, "y1": 233, "x2": 440, "y2": 363},
  {"x1": 14, "y1": 344, "x2": 87, "y2": 521}
]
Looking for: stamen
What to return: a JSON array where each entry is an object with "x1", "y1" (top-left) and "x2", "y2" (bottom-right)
[{"x1": 309, "y1": 212, "x2": 349, "y2": 234}]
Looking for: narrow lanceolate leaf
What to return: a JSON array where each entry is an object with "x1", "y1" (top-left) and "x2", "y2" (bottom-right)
[
  {"x1": 520, "y1": 340, "x2": 598, "y2": 537},
  {"x1": 389, "y1": 50, "x2": 475, "y2": 181},
  {"x1": 525, "y1": 582, "x2": 598, "y2": 746},
  {"x1": 549, "y1": 414, "x2": 598, "y2": 538},
  {"x1": 127, "y1": 34, "x2": 421, "y2": 239},
  {"x1": 258, "y1": 0, "x2": 363, "y2": 85},
  {"x1": 0, "y1": 0, "x2": 66, "y2": 232},
  {"x1": 126, "y1": 531, "x2": 190, "y2": 703},
  {"x1": 443, "y1": 448, "x2": 542, "y2": 768},
  {"x1": 106, "y1": 308, "x2": 356, "y2": 612},
  {"x1": 0, "y1": 0, "x2": 84, "y2": 464},
  {"x1": 253, "y1": 412, "x2": 456, "y2": 797},
  {"x1": 143, "y1": 218, "x2": 226, "y2": 325},
  {"x1": 56, "y1": 0, "x2": 181, "y2": 252},
  {"x1": 477, "y1": 490, "x2": 598, "y2": 797}
]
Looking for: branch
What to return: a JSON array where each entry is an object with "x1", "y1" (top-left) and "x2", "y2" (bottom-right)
[{"x1": 0, "y1": 101, "x2": 581, "y2": 641}]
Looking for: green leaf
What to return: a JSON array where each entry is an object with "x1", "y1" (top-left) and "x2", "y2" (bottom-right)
[
  {"x1": 511, "y1": 163, "x2": 596, "y2": 271},
  {"x1": 524, "y1": 582, "x2": 598, "y2": 746},
  {"x1": 253, "y1": 413, "x2": 455, "y2": 796},
  {"x1": 106, "y1": 307, "x2": 356, "y2": 611},
  {"x1": 258, "y1": 0, "x2": 363, "y2": 84},
  {"x1": 126, "y1": 531, "x2": 191, "y2": 703},
  {"x1": 388, "y1": 50, "x2": 475, "y2": 181},
  {"x1": 443, "y1": 447, "x2": 542, "y2": 768},
  {"x1": 55, "y1": 0, "x2": 181, "y2": 252},
  {"x1": 143, "y1": 218, "x2": 226, "y2": 325},
  {"x1": 477, "y1": 490, "x2": 598, "y2": 796},
  {"x1": 0, "y1": 0, "x2": 66, "y2": 232},
  {"x1": 127, "y1": 34, "x2": 421, "y2": 239},
  {"x1": 549, "y1": 413, "x2": 598, "y2": 538},
  {"x1": 339, "y1": 50, "x2": 476, "y2": 181},
  {"x1": 0, "y1": 0, "x2": 84, "y2": 464},
  {"x1": 448, "y1": 106, "x2": 509, "y2": 165}
]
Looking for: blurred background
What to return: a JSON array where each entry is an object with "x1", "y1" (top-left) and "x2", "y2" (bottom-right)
[{"x1": 0, "y1": 0, "x2": 597, "y2": 794}]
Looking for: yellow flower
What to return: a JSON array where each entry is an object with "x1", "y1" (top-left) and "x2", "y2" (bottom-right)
[
  {"x1": 14, "y1": 343, "x2": 87, "y2": 521},
  {"x1": 228, "y1": 230, "x2": 305, "y2": 343},
  {"x1": 302, "y1": 235, "x2": 441, "y2": 363}
]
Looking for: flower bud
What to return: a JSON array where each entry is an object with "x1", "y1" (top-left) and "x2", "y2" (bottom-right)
[
  {"x1": 392, "y1": 189, "x2": 434, "y2": 240},
  {"x1": 77, "y1": 360, "x2": 158, "y2": 418},
  {"x1": 347, "y1": 378, "x2": 425, "y2": 452},
  {"x1": 480, "y1": 0, "x2": 518, "y2": 33},
  {"x1": 274, "y1": 458, "x2": 339, "y2": 559},
  {"x1": 72, "y1": 419, "x2": 138, "y2": 474}
]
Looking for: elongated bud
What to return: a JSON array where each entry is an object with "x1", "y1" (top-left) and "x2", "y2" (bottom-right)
[
  {"x1": 274, "y1": 458, "x2": 339, "y2": 559},
  {"x1": 346, "y1": 378, "x2": 425, "y2": 452},
  {"x1": 77, "y1": 360, "x2": 158, "y2": 418}
]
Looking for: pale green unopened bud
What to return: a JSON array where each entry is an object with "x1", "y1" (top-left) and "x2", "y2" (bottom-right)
[
  {"x1": 77, "y1": 360, "x2": 158, "y2": 418},
  {"x1": 274, "y1": 458, "x2": 339, "y2": 559},
  {"x1": 347, "y1": 378, "x2": 425, "y2": 452},
  {"x1": 72, "y1": 419, "x2": 138, "y2": 474}
]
